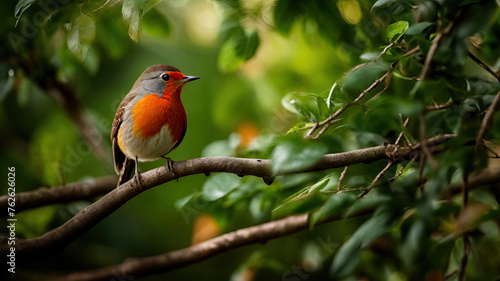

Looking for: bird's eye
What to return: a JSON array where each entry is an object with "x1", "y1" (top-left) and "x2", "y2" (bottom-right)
[{"x1": 161, "y1": 73, "x2": 170, "y2": 81}]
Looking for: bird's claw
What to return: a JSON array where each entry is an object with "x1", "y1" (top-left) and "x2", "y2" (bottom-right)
[
  {"x1": 162, "y1": 156, "x2": 176, "y2": 177},
  {"x1": 133, "y1": 171, "x2": 142, "y2": 184},
  {"x1": 133, "y1": 156, "x2": 142, "y2": 186}
]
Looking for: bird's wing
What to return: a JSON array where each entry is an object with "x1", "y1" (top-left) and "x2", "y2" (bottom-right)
[
  {"x1": 169, "y1": 119, "x2": 187, "y2": 154},
  {"x1": 111, "y1": 93, "x2": 136, "y2": 175},
  {"x1": 117, "y1": 158, "x2": 134, "y2": 187}
]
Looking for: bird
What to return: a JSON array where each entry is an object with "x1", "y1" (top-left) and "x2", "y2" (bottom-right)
[{"x1": 111, "y1": 64, "x2": 199, "y2": 186}]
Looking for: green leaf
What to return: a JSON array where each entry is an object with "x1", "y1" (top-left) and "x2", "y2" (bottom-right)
[
  {"x1": 281, "y1": 92, "x2": 327, "y2": 122},
  {"x1": 271, "y1": 134, "x2": 328, "y2": 174},
  {"x1": 245, "y1": 133, "x2": 279, "y2": 156},
  {"x1": 202, "y1": 133, "x2": 240, "y2": 157},
  {"x1": 122, "y1": 0, "x2": 162, "y2": 41},
  {"x1": 142, "y1": 8, "x2": 171, "y2": 37},
  {"x1": 14, "y1": 0, "x2": 36, "y2": 24},
  {"x1": 372, "y1": 0, "x2": 412, "y2": 14},
  {"x1": 219, "y1": 14, "x2": 243, "y2": 43},
  {"x1": 217, "y1": 30, "x2": 259, "y2": 73},
  {"x1": 400, "y1": 219, "x2": 427, "y2": 267},
  {"x1": 95, "y1": 19, "x2": 129, "y2": 59},
  {"x1": 175, "y1": 192, "x2": 201, "y2": 210},
  {"x1": 327, "y1": 81, "x2": 349, "y2": 110},
  {"x1": 372, "y1": 0, "x2": 400, "y2": 9},
  {"x1": 202, "y1": 173, "x2": 242, "y2": 201},
  {"x1": 249, "y1": 191, "x2": 275, "y2": 220},
  {"x1": 67, "y1": 13, "x2": 96, "y2": 62},
  {"x1": 409, "y1": 78, "x2": 450, "y2": 102},
  {"x1": 308, "y1": 176, "x2": 331, "y2": 193},
  {"x1": 237, "y1": 30, "x2": 259, "y2": 60},
  {"x1": 345, "y1": 190, "x2": 391, "y2": 218},
  {"x1": 202, "y1": 140, "x2": 231, "y2": 157},
  {"x1": 122, "y1": 0, "x2": 141, "y2": 41},
  {"x1": 406, "y1": 22, "x2": 433, "y2": 36},
  {"x1": 340, "y1": 60, "x2": 390, "y2": 97},
  {"x1": 272, "y1": 192, "x2": 326, "y2": 219},
  {"x1": 386, "y1": 21, "x2": 409, "y2": 42},
  {"x1": 218, "y1": 37, "x2": 244, "y2": 72},
  {"x1": 226, "y1": 178, "x2": 262, "y2": 206},
  {"x1": 310, "y1": 192, "x2": 357, "y2": 227},
  {"x1": 387, "y1": 98, "x2": 423, "y2": 118},
  {"x1": 274, "y1": 0, "x2": 302, "y2": 34},
  {"x1": 331, "y1": 207, "x2": 398, "y2": 277}
]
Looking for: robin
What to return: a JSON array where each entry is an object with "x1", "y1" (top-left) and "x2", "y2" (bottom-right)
[{"x1": 111, "y1": 64, "x2": 199, "y2": 186}]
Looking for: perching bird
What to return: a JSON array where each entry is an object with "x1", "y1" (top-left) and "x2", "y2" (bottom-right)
[{"x1": 111, "y1": 64, "x2": 199, "y2": 186}]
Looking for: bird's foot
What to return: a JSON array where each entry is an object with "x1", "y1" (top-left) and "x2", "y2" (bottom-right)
[
  {"x1": 133, "y1": 170, "x2": 142, "y2": 185},
  {"x1": 133, "y1": 157, "x2": 142, "y2": 186},
  {"x1": 162, "y1": 156, "x2": 176, "y2": 177}
]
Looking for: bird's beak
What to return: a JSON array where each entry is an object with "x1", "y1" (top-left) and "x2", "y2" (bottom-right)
[{"x1": 179, "y1": 76, "x2": 200, "y2": 84}]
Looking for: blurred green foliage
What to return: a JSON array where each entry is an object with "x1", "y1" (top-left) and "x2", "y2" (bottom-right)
[{"x1": 1, "y1": 0, "x2": 500, "y2": 280}]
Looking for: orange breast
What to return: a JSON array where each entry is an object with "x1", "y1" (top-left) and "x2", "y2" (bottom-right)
[{"x1": 131, "y1": 94, "x2": 186, "y2": 142}]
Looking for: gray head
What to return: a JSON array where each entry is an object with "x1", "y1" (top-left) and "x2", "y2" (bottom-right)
[{"x1": 132, "y1": 64, "x2": 199, "y2": 98}]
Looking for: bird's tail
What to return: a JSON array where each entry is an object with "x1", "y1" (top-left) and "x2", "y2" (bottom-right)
[{"x1": 117, "y1": 158, "x2": 134, "y2": 186}]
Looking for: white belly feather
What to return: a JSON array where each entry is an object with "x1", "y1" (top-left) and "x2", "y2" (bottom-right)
[{"x1": 117, "y1": 98, "x2": 177, "y2": 162}]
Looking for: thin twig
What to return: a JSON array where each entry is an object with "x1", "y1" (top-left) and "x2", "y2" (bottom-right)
[
  {"x1": 467, "y1": 51, "x2": 500, "y2": 82},
  {"x1": 485, "y1": 144, "x2": 500, "y2": 158},
  {"x1": 418, "y1": 11, "x2": 461, "y2": 81},
  {"x1": 306, "y1": 70, "x2": 392, "y2": 139},
  {"x1": 395, "y1": 117, "x2": 410, "y2": 146},
  {"x1": 425, "y1": 101, "x2": 454, "y2": 112},
  {"x1": 337, "y1": 166, "x2": 348, "y2": 191},
  {"x1": 325, "y1": 187, "x2": 369, "y2": 194},
  {"x1": 475, "y1": 91, "x2": 500, "y2": 150},
  {"x1": 306, "y1": 45, "x2": 420, "y2": 140},
  {"x1": 357, "y1": 160, "x2": 395, "y2": 198},
  {"x1": 403, "y1": 46, "x2": 420, "y2": 58},
  {"x1": 445, "y1": 268, "x2": 461, "y2": 280},
  {"x1": 459, "y1": 232, "x2": 471, "y2": 281},
  {"x1": 374, "y1": 43, "x2": 395, "y2": 61},
  {"x1": 387, "y1": 153, "x2": 418, "y2": 184},
  {"x1": 419, "y1": 113, "x2": 439, "y2": 168},
  {"x1": 468, "y1": 46, "x2": 500, "y2": 152},
  {"x1": 305, "y1": 44, "x2": 402, "y2": 139},
  {"x1": 418, "y1": 152, "x2": 426, "y2": 194},
  {"x1": 443, "y1": 166, "x2": 500, "y2": 198}
]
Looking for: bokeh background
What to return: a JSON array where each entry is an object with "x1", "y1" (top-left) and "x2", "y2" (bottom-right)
[
  {"x1": 1, "y1": 0, "x2": 357, "y2": 280},
  {"x1": 1, "y1": 0, "x2": 500, "y2": 280}
]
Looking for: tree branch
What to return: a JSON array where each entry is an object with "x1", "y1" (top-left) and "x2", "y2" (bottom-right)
[
  {"x1": 0, "y1": 176, "x2": 117, "y2": 217},
  {"x1": 0, "y1": 134, "x2": 456, "y2": 262},
  {"x1": 47, "y1": 79, "x2": 111, "y2": 169},
  {"x1": 443, "y1": 166, "x2": 500, "y2": 199},
  {"x1": 13, "y1": 56, "x2": 111, "y2": 169},
  {"x1": 53, "y1": 209, "x2": 372, "y2": 281},
  {"x1": 52, "y1": 143, "x2": 498, "y2": 281}
]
